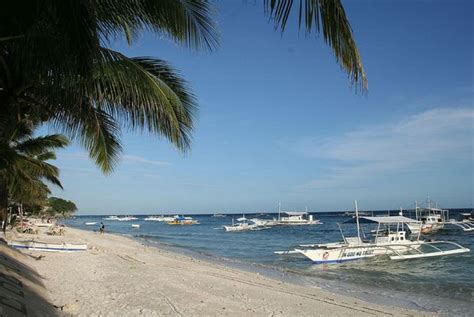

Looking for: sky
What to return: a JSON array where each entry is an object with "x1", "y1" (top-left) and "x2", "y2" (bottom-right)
[{"x1": 48, "y1": 1, "x2": 473, "y2": 214}]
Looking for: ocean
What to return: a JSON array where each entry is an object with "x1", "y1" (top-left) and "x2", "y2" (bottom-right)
[{"x1": 64, "y1": 209, "x2": 474, "y2": 315}]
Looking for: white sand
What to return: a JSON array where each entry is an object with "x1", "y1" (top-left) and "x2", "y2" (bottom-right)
[{"x1": 15, "y1": 227, "x2": 434, "y2": 316}]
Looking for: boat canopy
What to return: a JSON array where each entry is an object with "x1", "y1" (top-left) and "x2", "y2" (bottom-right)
[
  {"x1": 284, "y1": 211, "x2": 308, "y2": 216},
  {"x1": 345, "y1": 216, "x2": 419, "y2": 224}
]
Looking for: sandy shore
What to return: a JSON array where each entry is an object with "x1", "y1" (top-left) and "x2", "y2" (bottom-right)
[{"x1": 3, "y1": 227, "x2": 435, "y2": 316}]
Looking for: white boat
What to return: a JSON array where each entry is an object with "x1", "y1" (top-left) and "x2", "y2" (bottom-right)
[
  {"x1": 103, "y1": 215, "x2": 138, "y2": 221},
  {"x1": 250, "y1": 218, "x2": 279, "y2": 227},
  {"x1": 167, "y1": 215, "x2": 199, "y2": 225},
  {"x1": 212, "y1": 213, "x2": 226, "y2": 218},
  {"x1": 103, "y1": 215, "x2": 119, "y2": 221},
  {"x1": 116, "y1": 216, "x2": 138, "y2": 221},
  {"x1": 406, "y1": 199, "x2": 447, "y2": 234},
  {"x1": 144, "y1": 215, "x2": 176, "y2": 222},
  {"x1": 460, "y1": 212, "x2": 474, "y2": 223},
  {"x1": 224, "y1": 216, "x2": 269, "y2": 232},
  {"x1": 275, "y1": 201, "x2": 469, "y2": 264},
  {"x1": 278, "y1": 211, "x2": 321, "y2": 225},
  {"x1": 84, "y1": 222, "x2": 97, "y2": 226},
  {"x1": 445, "y1": 212, "x2": 474, "y2": 232},
  {"x1": 131, "y1": 224, "x2": 140, "y2": 228},
  {"x1": 271, "y1": 204, "x2": 322, "y2": 226},
  {"x1": 9, "y1": 240, "x2": 87, "y2": 252}
]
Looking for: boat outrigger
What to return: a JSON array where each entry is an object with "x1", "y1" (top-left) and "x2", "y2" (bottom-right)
[
  {"x1": 275, "y1": 201, "x2": 470, "y2": 264},
  {"x1": 445, "y1": 212, "x2": 474, "y2": 232}
]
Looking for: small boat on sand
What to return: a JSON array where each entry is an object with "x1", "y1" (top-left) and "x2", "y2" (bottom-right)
[{"x1": 9, "y1": 240, "x2": 87, "y2": 252}]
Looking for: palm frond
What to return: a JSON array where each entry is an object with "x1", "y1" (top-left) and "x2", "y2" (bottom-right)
[
  {"x1": 14, "y1": 155, "x2": 63, "y2": 189},
  {"x1": 96, "y1": 0, "x2": 219, "y2": 50},
  {"x1": 52, "y1": 103, "x2": 122, "y2": 174},
  {"x1": 16, "y1": 134, "x2": 69, "y2": 156},
  {"x1": 46, "y1": 49, "x2": 196, "y2": 173},
  {"x1": 264, "y1": 0, "x2": 367, "y2": 91}
]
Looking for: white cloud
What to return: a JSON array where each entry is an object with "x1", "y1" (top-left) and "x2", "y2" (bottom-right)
[
  {"x1": 289, "y1": 107, "x2": 473, "y2": 191},
  {"x1": 122, "y1": 155, "x2": 171, "y2": 166}
]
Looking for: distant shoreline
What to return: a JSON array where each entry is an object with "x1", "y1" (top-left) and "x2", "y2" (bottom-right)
[{"x1": 74, "y1": 207, "x2": 473, "y2": 217}]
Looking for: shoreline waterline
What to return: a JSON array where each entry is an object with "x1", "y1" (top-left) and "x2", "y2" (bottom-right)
[
  {"x1": 10, "y1": 226, "x2": 437, "y2": 316},
  {"x1": 64, "y1": 211, "x2": 473, "y2": 315},
  {"x1": 134, "y1": 232, "x2": 471, "y2": 316}
]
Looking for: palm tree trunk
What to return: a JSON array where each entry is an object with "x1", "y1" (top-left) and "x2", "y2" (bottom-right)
[{"x1": 0, "y1": 176, "x2": 8, "y2": 234}]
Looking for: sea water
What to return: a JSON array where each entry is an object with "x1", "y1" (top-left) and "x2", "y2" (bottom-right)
[{"x1": 64, "y1": 210, "x2": 474, "y2": 315}]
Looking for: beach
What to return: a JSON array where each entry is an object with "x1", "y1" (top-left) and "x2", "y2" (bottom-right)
[{"x1": 1, "y1": 227, "x2": 435, "y2": 316}]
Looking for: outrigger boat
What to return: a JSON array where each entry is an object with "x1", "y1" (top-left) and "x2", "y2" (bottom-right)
[
  {"x1": 144, "y1": 215, "x2": 176, "y2": 222},
  {"x1": 275, "y1": 201, "x2": 470, "y2": 264},
  {"x1": 445, "y1": 212, "x2": 474, "y2": 232},
  {"x1": 9, "y1": 240, "x2": 87, "y2": 252},
  {"x1": 167, "y1": 215, "x2": 199, "y2": 225},
  {"x1": 251, "y1": 204, "x2": 321, "y2": 227},
  {"x1": 405, "y1": 199, "x2": 448, "y2": 234},
  {"x1": 103, "y1": 215, "x2": 138, "y2": 221},
  {"x1": 224, "y1": 216, "x2": 269, "y2": 232}
]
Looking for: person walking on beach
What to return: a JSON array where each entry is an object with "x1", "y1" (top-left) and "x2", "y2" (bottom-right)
[{"x1": 99, "y1": 222, "x2": 105, "y2": 235}]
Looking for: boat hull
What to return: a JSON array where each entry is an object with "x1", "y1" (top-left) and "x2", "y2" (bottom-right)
[
  {"x1": 298, "y1": 243, "x2": 422, "y2": 264},
  {"x1": 407, "y1": 222, "x2": 444, "y2": 234},
  {"x1": 9, "y1": 241, "x2": 87, "y2": 252}
]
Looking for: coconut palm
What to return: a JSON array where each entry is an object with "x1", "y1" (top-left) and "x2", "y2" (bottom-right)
[
  {"x1": 0, "y1": 0, "x2": 366, "y2": 174},
  {"x1": 0, "y1": 115, "x2": 68, "y2": 231}
]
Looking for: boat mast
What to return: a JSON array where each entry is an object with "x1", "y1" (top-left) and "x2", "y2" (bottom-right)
[
  {"x1": 415, "y1": 200, "x2": 419, "y2": 220},
  {"x1": 355, "y1": 200, "x2": 361, "y2": 242},
  {"x1": 278, "y1": 202, "x2": 281, "y2": 221}
]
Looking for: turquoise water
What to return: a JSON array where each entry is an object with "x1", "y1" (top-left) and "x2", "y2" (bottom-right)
[{"x1": 64, "y1": 210, "x2": 474, "y2": 315}]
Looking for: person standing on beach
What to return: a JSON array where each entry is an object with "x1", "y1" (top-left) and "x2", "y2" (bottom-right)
[{"x1": 99, "y1": 222, "x2": 105, "y2": 235}]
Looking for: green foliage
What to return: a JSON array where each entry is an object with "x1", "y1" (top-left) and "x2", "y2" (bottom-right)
[
  {"x1": 47, "y1": 197, "x2": 77, "y2": 217},
  {"x1": 1, "y1": 0, "x2": 366, "y2": 175},
  {"x1": 0, "y1": 100, "x2": 68, "y2": 228},
  {"x1": 264, "y1": 0, "x2": 367, "y2": 91},
  {"x1": 0, "y1": 0, "x2": 218, "y2": 174}
]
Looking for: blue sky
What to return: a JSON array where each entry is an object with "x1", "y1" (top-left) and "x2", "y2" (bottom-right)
[{"x1": 48, "y1": 1, "x2": 473, "y2": 214}]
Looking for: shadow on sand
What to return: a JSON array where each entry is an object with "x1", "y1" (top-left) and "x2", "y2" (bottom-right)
[{"x1": 0, "y1": 240, "x2": 59, "y2": 316}]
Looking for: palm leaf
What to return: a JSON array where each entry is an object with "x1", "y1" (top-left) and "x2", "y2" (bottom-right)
[
  {"x1": 264, "y1": 0, "x2": 367, "y2": 91},
  {"x1": 45, "y1": 49, "x2": 196, "y2": 173},
  {"x1": 16, "y1": 134, "x2": 69, "y2": 156}
]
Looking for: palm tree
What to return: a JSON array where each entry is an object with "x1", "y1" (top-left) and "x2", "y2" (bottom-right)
[
  {"x1": 0, "y1": 115, "x2": 68, "y2": 231},
  {"x1": 1, "y1": 0, "x2": 366, "y2": 174}
]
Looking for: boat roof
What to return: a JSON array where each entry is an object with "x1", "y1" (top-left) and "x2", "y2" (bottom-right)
[
  {"x1": 284, "y1": 211, "x2": 307, "y2": 216},
  {"x1": 346, "y1": 216, "x2": 419, "y2": 224},
  {"x1": 419, "y1": 207, "x2": 448, "y2": 212}
]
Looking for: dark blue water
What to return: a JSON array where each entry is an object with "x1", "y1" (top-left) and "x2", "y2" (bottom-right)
[{"x1": 64, "y1": 210, "x2": 474, "y2": 315}]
